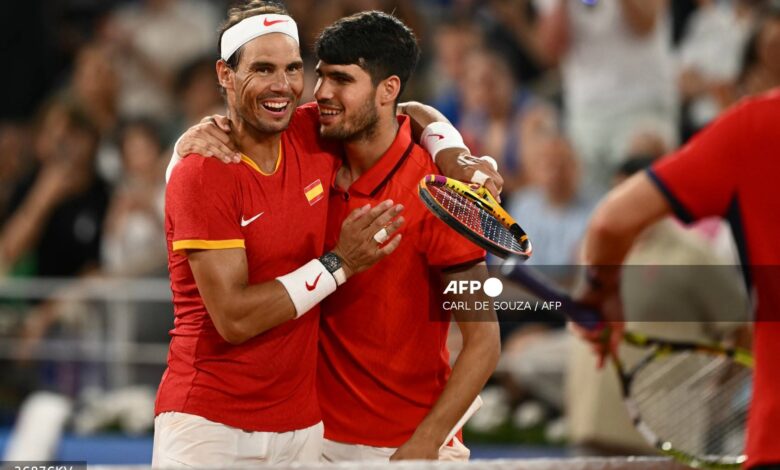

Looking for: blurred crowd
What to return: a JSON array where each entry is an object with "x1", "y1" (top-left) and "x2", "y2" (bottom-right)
[{"x1": 0, "y1": 0, "x2": 776, "y2": 447}]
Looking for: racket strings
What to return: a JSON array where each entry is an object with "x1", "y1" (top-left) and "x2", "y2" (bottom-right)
[
  {"x1": 630, "y1": 351, "x2": 751, "y2": 462},
  {"x1": 429, "y1": 185, "x2": 524, "y2": 253}
]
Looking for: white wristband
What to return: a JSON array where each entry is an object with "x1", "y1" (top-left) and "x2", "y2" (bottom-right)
[
  {"x1": 165, "y1": 134, "x2": 185, "y2": 183},
  {"x1": 421, "y1": 122, "x2": 469, "y2": 163},
  {"x1": 276, "y1": 259, "x2": 337, "y2": 318}
]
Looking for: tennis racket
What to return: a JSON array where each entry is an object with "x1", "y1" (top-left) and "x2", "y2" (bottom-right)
[
  {"x1": 418, "y1": 175, "x2": 532, "y2": 259},
  {"x1": 502, "y1": 262, "x2": 753, "y2": 469}
]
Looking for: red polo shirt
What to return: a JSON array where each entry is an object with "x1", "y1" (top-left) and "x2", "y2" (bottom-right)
[
  {"x1": 318, "y1": 116, "x2": 485, "y2": 447},
  {"x1": 159, "y1": 104, "x2": 338, "y2": 432}
]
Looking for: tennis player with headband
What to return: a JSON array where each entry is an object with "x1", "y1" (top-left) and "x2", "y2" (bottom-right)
[
  {"x1": 170, "y1": 5, "x2": 502, "y2": 463},
  {"x1": 156, "y1": 2, "x2": 406, "y2": 467}
]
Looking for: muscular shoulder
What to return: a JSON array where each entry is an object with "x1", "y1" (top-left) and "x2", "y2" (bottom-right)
[
  {"x1": 167, "y1": 155, "x2": 241, "y2": 202},
  {"x1": 170, "y1": 155, "x2": 238, "y2": 186}
]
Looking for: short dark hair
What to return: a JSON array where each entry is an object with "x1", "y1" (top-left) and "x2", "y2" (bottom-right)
[
  {"x1": 314, "y1": 11, "x2": 420, "y2": 99},
  {"x1": 217, "y1": 0, "x2": 289, "y2": 69}
]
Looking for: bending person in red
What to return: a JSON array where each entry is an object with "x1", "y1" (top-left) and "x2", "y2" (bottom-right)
[{"x1": 576, "y1": 88, "x2": 780, "y2": 469}]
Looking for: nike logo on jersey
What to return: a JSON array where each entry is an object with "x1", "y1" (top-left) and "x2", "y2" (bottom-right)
[
  {"x1": 264, "y1": 18, "x2": 288, "y2": 26},
  {"x1": 428, "y1": 133, "x2": 444, "y2": 141},
  {"x1": 305, "y1": 273, "x2": 322, "y2": 291},
  {"x1": 240, "y1": 212, "x2": 264, "y2": 227}
]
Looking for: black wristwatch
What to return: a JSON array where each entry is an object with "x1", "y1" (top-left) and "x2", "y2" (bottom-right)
[{"x1": 319, "y1": 252, "x2": 347, "y2": 286}]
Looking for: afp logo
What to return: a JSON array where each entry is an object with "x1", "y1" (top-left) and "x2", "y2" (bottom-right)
[{"x1": 443, "y1": 277, "x2": 504, "y2": 298}]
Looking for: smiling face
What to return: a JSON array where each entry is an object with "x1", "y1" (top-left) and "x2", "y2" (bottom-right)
[
  {"x1": 218, "y1": 33, "x2": 304, "y2": 135},
  {"x1": 314, "y1": 61, "x2": 380, "y2": 141}
]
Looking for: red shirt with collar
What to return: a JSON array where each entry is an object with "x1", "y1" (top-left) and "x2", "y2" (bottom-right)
[
  {"x1": 318, "y1": 116, "x2": 485, "y2": 447},
  {"x1": 649, "y1": 90, "x2": 780, "y2": 468},
  {"x1": 159, "y1": 104, "x2": 338, "y2": 432}
]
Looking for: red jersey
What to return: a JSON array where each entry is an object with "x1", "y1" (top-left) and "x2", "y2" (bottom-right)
[
  {"x1": 318, "y1": 116, "x2": 486, "y2": 447},
  {"x1": 649, "y1": 90, "x2": 780, "y2": 468},
  {"x1": 158, "y1": 104, "x2": 338, "y2": 432}
]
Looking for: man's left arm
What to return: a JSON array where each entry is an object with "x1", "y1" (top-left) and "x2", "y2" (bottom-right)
[
  {"x1": 398, "y1": 101, "x2": 504, "y2": 199},
  {"x1": 391, "y1": 261, "x2": 500, "y2": 460}
]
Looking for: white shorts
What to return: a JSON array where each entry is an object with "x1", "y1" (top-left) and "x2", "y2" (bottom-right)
[
  {"x1": 152, "y1": 412, "x2": 323, "y2": 468},
  {"x1": 322, "y1": 437, "x2": 470, "y2": 462}
]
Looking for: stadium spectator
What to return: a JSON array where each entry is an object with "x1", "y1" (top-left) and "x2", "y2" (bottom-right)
[
  {"x1": 536, "y1": 0, "x2": 678, "y2": 192},
  {"x1": 475, "y1": 0, "x2": 547, "y2": 85},
  {"x1": 458, "y1": 48, "x2": 541, "y2": 194},
  {"x1": 429, "y1": 16, "x2": 483, "y2": 124},
  {"x1": 0, "y1": 100, "x2": 110, "y2": 278},
  {"x1": 494, "y1": 125, "x2": 594, "y2": 419},
  {"x1": 508, "y1": 131, "x2": 595, "y2": 279},
  {"x1": 1, "y1": 101, "x2": 111, "y2": 381},
  {"x1": 676, "y1": 0, "x2": 754, "y2": 140},
  {"x1": 99, "y1": 0, "x2": 220, "y2": 121},
  {"x1": 65, "y1": 43, "x2": 123, "y2": 185},
  {"x1": 101, "y1": 119, "x2": 167, "y2": 276}
]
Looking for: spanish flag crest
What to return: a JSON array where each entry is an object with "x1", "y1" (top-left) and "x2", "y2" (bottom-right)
[{"x1": 304, "y1": 179, "x2": 324, "y2": 206}]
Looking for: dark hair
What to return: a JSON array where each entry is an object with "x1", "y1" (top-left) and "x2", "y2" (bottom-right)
[
  {"x1": 217, "y1": 0, "x2": 289, "y2": 70},
  {"x1": 314, "y1": 11, "x2": 420, "y2": 99}
]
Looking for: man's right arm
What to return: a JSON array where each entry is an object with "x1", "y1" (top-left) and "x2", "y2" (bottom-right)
[
  {"x1": 188, "y1": 248, "x2": 298, "y2": 344},
  {"x1": 169, "y1": 160, "x2": 404, "y2": 345},
  {"x1": 187, "y1": 202, "x2": 403, "y2": 345}
]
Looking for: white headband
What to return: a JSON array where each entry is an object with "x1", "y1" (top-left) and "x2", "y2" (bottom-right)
[{"x1": 220, "y1": 14, "x2": 299, "y2": 61}]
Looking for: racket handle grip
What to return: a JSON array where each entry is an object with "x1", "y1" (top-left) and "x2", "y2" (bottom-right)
[{"x1": 502, "y1": 263, "x2": 604, "y2": 331}]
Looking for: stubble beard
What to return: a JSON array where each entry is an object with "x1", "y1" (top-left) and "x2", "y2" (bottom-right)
[{"x1": 321, "y1": 99, "x2": 380, "y2": 142}]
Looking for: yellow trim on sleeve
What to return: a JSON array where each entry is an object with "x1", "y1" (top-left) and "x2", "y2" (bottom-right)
[
  {"x1": 241, "y1": 145, "x2": 282, "y2": 176},
  {"x1": 172, "y1": 239, "x2": 245, "y2": 251}
]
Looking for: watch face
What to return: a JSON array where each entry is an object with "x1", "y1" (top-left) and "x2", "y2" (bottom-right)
[{"x1": 321, "y1": 252, "x2": 342, "y2": 272}]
